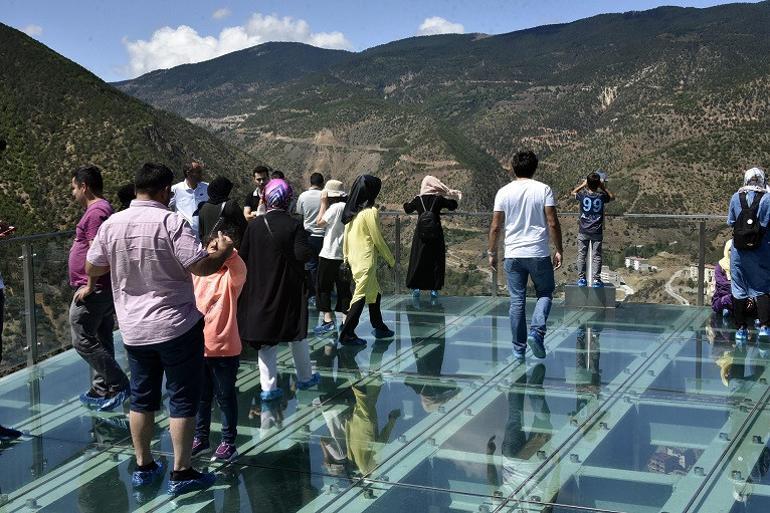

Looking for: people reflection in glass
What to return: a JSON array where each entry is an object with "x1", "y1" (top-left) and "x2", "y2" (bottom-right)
[
  {"x1": 488, "y1": 364, "x2": 553, "y2": 500},
  {"x1": 404, "y1": 299, "x2": 460, "y2": 411},
  {"x1": 575, "y1": 324, "x2": 601, "y2": 415},
  {"x1": 335, "y1": 340, "x2": 400, "y2": 475}
]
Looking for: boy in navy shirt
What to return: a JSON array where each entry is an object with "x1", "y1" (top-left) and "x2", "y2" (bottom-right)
[{"x1": 571, "y1": 171, "x2": 615, "y2": 287}]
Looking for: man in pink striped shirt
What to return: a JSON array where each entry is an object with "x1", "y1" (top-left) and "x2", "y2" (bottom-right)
[{"x1": 86, "y1": 162, "x2": 233, "y2": 496}]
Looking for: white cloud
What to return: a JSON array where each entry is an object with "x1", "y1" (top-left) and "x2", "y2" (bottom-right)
[
  {"x1": 22, "y1": 24, "x2": 43, "y2": 37},
  {"x1": 122, "y1": 12, "x2": 352, "y2": 78},
  {"x1": 417, "y1": 16, "x2": 464, "y2": 36},
  {"x1": 212, "y1": 8, "x2": 231, "y2": 20}
]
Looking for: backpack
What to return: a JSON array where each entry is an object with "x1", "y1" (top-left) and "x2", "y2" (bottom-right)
[
  {"x1": 733, "y1": 191, "x2": 766, "y2": 250},
  {"x1": 416, "y1": 196, "x2": 441, "y2": 242}
]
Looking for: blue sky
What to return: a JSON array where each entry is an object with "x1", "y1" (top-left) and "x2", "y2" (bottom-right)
[{"x1": 2, "y1": 0, "x2": 762, "y2": 82}]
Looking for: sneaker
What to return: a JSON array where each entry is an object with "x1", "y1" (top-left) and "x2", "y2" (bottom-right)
[
  {"x1": 736, "y1": 327, "x2": 749, "y2": 342},
  {"x1": 412, "y1": 289, "x2": 421, "y2": 298},
  {"x1": 372, "y1": 327, "x2": 395, "y2": 339},
  {"x1": 260, "y1": 388, "x2": 283, "y2": 402},
  {"x1": 79, "y1": 390, "x2": 104, "y2": 408},
  {"x1": 191, "y1": 437, "x2": 211, "y2": 457},
  {"x1": 513, "y1": 349, "x2": 526, "y2": 362},
  {"x1": 339, "y1": 335, "x2": 367, "y2": 346},
  {"x1": 167, "y1": 468, "x2": 216, "y2": 496},
  {"x1": 430, "y1": 290, "x2": 439, "y2": 299},
  {"x1": 131, "y1": 460, "x2": 166, "y2": 488},
  {"x1": 98, "y1": 389, "x2": 128, "y2": 412},
  {"x1": 0, "y1": 424, "x2": 23, "y2": 441},
  {"x1": 313, "y1": 321, "x2": 336, "y2": 335},
  {"x1": 759, "y1": 327, "x2": 770, "y2": 339},
  {"x1": 211, "y1": 442, "x2": 238, "y2": 463},
  {"x1": 297, "y1": 372, "x2": 321, "y2": 390},
  {"x1": 527, "y1": 330, "x2": 546, "y2": 359},
  {"x1": 576, "y1": 278, "x2": 587, "y2": 287},
  {"x1": 592, "y1": 279, "x2": 604, "y2": 288}
]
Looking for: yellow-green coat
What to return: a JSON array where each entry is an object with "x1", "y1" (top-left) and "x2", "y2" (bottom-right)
[{"x1": 343, "y1": 207, "x2": 395, "y2": 304}]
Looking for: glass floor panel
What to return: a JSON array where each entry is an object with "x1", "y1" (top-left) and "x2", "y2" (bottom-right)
[{"x1": 2, "y1": 297, "x2": 769, "y2": 513}]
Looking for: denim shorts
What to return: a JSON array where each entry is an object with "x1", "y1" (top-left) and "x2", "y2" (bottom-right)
[{"x1": 125, "y1": 319, "x2": 205, "y2": 418}]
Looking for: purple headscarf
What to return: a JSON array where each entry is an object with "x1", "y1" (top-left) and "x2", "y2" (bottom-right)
[{"x1": 262, "y1": 178, "x2": 293, "y2": 212}]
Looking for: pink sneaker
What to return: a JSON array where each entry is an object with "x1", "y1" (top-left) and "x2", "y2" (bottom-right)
[
  {"x1": 191, "y1": 437, "x2": 210, "y2": 457},
  {"x1": 211, "y1": 442, "x2": 238, "y2": 463}
]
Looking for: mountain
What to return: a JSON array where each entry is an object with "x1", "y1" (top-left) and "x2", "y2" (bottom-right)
[
  {"x1": 113, "y1": 42, "x2": 352, "y2": 118},
  {"x1": 0, "y1": 23, "x2": 254, "y2": 234},
  {"x1": 114, "y1": 1, "x2": 770, "y2": 214}
]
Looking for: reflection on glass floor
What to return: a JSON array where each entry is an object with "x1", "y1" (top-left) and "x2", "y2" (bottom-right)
[{"x1": 2, "y1": 296, "x2": 770, "y2": 512}]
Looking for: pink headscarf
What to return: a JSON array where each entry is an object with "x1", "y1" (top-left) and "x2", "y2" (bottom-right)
[
  {"x1": 420, "y1": 175, "x2": 462, "y2": 201},
  {"x1": 262, "y1": 179, "x2": 293, "y2": 212}
]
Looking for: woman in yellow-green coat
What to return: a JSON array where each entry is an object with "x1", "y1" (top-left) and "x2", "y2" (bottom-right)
[{"x1": 339, "y1": 175, "x2": 395, "y2": 346}]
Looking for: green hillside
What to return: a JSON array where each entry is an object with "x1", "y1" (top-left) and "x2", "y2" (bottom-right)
[
  {"x1": 114, "y1": 1, "x2": 770, "y2": 214},
  {"x1": 0, "y1": 24, "x2": 254, "y2": 233}
]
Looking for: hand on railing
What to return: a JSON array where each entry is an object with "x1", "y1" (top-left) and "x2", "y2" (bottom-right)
[{"x1": 0, "y1": 220, "x2": 16, "y2": 239}]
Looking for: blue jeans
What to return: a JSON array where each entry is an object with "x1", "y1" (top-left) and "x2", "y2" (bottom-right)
[
  {"x1": 504, "y1": 257, "x2": 555, "y2": 353},
  {"x1": 195, "y1": 356, "x2": 240, "y2": 444}
]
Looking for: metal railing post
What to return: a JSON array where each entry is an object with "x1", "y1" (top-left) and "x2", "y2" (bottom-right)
[
  {"x1": 697, "y1": 221, "x2": 706, "y2": 307},
  {"x1": 394, "y1": 215, "x2": 401, "y2": 295},
  {"x1": 22, "y1": 242, "x2": 38, "y2": 366},
  {"x1": 492, "y1": 238, "x2": 500, "y2": 297}
]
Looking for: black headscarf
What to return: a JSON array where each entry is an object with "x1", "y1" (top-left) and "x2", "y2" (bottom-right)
[
  {"x1": 342, "y1": 175, "x2": 381, "y2": 224},
  {"x1": 206, "y1": 176, "x2": 233, "y2": 205}
]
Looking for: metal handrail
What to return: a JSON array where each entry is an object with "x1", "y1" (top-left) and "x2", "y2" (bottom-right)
[
  {"x1": 0, "y1": 230, "x2": 74, "y2": 246},
  {"x1": 0, "y1": 213, "x2": 722, "y2": 372},
  {"x1": 381, "y1": 210, "x2": 726, "y2": 221}
]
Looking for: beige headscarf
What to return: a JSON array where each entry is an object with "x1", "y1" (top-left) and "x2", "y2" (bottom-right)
[
  {"x1": 420, "y1": 175, "x2": 462, "y2": 201},
  {"x1": 719, "y1": 240, "x2": 732, "y2": 279}
]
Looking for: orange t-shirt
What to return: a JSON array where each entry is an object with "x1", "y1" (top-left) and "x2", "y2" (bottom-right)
[{"x1": 193, "y1": 251, "x2": 247, "y2": 357}]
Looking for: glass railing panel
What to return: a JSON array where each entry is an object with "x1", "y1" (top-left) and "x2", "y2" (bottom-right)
[
  {"x1": 30, "y1": 234, "x2": 76, "y2": 362},
  {"x1": 0, "y1": 238, "x2": 28, "y2": 374}
]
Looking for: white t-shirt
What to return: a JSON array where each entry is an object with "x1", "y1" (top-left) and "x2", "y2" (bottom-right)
[
  {"x1": 319, "y1": 202, "x2": 345, "y2": 260},
  {"x1": 493, "y1": 179, "x2": 556, "y2": 258},
  {"x1": 296, "y1": 189, "x2": 324, "y2": 236},
  {"x1": 169, "y1": 180, "x2": 208, "y2": 234}
]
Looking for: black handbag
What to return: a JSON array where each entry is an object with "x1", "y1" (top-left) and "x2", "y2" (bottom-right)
[{"x1": 338, "y1": 259, "x2": 352, "y2": 282}]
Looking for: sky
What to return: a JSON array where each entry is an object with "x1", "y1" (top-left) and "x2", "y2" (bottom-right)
[{"x1": 2, "y1": 0, "x2": 763, "y2": 82}]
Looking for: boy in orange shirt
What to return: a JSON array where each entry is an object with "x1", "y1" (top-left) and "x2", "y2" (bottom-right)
[{"x1": 191, "y1": 233, "x2": 247, "y2": 462}]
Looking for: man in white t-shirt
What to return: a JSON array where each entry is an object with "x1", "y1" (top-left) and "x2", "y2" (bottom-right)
[
  {"x1": 169, "y1": 161, "x2": 208, "y2": 235},
  {"x1": 488, "y1": 151, "x2": 563, "y2": 361},
  {"x1": 296, "y1": 172, "x2": 326, "y2": 304}
]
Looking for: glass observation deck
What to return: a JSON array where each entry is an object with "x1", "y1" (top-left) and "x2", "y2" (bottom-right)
[{"x1": 1, "y1": 295, "x2": 768, "y2": 513}]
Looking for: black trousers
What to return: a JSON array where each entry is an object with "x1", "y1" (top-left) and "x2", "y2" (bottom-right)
[
  {"x1": 306, "y1": 235, "x2": 324, "y2": 298},
  {"x1": 317, "y1": 257, "x2": 352, "y2": 314},
  {"x1": 339, "y1": 293, "x2": 387, "y2": 340},
  {"x1": 734, "y1": 294, "x2": 770, "y2": 328}
]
